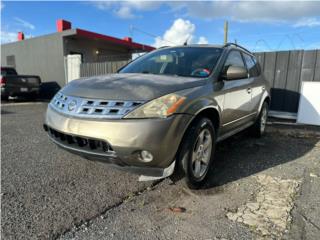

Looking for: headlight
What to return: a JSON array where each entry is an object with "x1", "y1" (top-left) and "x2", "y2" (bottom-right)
[{"x1": 124, "y1": 93, "x2": 186, "y2": 119}]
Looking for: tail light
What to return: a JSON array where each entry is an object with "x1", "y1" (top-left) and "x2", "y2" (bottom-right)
[{"x1": 0, "y1": 76, "x2": 6, "y2": 86}]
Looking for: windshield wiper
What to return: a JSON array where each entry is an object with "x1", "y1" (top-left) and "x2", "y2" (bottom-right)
[{"x1": 138, "y1": 72, "x2": 189, "y2": 77}]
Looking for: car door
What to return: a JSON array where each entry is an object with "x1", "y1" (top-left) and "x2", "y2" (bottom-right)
[
  {"x1": 220, "y1": 50, "x2": 254, "y2": 134},
  {"x1": 243, "y1": 53, "x2": 264, "y2": 113}
]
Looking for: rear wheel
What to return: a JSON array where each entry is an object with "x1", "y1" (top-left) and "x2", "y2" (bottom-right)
[
  {"x1": 25, "y1": 93, "x2": 38, "y2": 101},
  {"x1": 1, "y1": 95, "x2": 9, "y2": 101},
  {"x1": 177, "y1": 117, "x2": 216, "y2": 189},
  {"x1": 251, "y1": 102, "x2": 268, "y2": 137}
]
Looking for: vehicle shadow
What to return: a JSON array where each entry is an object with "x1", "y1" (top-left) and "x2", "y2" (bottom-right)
[
  {"x1": 1, "y1": 109, "x2": 14, "y2": 115},
  {"x1": 200, "y1": 127, "x2": 319, "y2": 190}
]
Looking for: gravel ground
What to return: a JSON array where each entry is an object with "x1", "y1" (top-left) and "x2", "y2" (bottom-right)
[
  {"x1": 61, "y1": 125, "x2": 320, "y2": 240},
  {"x1": 1, "y1": 102, "x2": 320, "y2": 240}
]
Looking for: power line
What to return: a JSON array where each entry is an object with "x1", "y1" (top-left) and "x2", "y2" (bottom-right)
[
  {"x1": 233, "y1": 29, "x2": 316, "y2": 39},
  {"x1": 129, "y1": 25, "x2": 179, "y2": 46}
]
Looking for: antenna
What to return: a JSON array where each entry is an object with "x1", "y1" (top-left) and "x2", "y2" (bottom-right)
[{"x1": 183, "y1": 37, "x2": 189, "y2": 46}]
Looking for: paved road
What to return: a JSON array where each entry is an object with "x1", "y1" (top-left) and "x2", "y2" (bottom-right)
[
  {"x1": 2, "y1": 102, "x2": 320, "y2": 240},
  {"x1": 1, "y1": 103, "x2": 153, "y2": 239}
]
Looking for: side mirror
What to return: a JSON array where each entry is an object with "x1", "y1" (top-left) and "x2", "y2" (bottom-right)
[{"x1": 222, "y1": 66, "x2": 248, "y2": 80}]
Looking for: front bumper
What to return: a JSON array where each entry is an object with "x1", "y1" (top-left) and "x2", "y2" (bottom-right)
[{"x1": 44, "y1": 105, "x2": 192, "y2": 175}]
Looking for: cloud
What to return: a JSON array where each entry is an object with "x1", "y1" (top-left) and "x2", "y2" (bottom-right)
[
  {"x1": 154, "y1": 19, "x2": 195, "y2": 47},
  {"x1": 197, "y1": 36, "x2": 208, "y2": 44},
  {"x1": 93, "y1": 1, "x2": 113, "y2": 10},
  {"x1": 293, "y1": 17, "x2": 320, "y2": 28},
  {"x1": 123, "y1": 0, "x2": 161, "y2": 11},
  {"x1": 114, "y1": 6, "x2": 136, "y2": 19},
  {"x1": 1, "y1": 16, "x2": 34, "y2": 44},
  {"x1": 1, "y1": 31, "x2": 17, "y2": 44},
  {"x1": 92, "y1": 1, "x2": 320, "y2": 23},
  {"x1": 176, "y1": 1, "x2": 320, "y2": 23},
  {"x1": 1, "y1": 30, "x2": 32, "y2": 44},
  {"x1": 92, "y1": 1, "x2": 160, "y2": 19},
  {"x1": 153, "y1": 18, "x2": 208, "y2": 48},
  {"x1": 14, "y1": 17, "x2": 35, "y2": 30}
]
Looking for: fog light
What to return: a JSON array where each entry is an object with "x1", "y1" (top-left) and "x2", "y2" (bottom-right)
[{"x1": 140, "y1": 150, "x2": 153, "y2": 162}]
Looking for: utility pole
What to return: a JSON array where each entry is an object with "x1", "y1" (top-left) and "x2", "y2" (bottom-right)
[{"x1": 224, "y1": 21, "x2": 228, "y2": 44}]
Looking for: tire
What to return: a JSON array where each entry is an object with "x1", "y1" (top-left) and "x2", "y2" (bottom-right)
[
  {"x1": 26, "y1": 94, "x2": 38, "y2": 101},
  {"x1": 1, "y1": 95, "x2": 9, "y2": 101},
  {"x1": 177, "y1": 117, "x2": 216, "y2": 189},
  {"x1": 251, "y1": 102, "x2": 268, "y2": 138}
]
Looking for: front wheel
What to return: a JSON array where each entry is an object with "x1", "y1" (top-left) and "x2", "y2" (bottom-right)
[{"x1": 177, "y1": 117, "x2": 216, "y2": 189}]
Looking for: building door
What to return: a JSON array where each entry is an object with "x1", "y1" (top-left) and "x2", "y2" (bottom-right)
[{"x1": 65, "y1": 54, "x2": 82, "y2": 82}]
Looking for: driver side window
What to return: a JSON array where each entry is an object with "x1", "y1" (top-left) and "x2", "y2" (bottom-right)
[{"x1": 223, "y1": 51, "x2": 245, "y2": 73}]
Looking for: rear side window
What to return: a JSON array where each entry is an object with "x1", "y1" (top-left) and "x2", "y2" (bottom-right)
[
  {"x1": 252, "y1": 56, "x2": 261, "y2": 75},
  {"x1": 243, "y1": 54, "x2": 260, "y2": 77},
  {"x1": 223, "y1": 50, "x2": 245, "y2": 73},
  {"x1": 1, "y1": 68, "x2": 17, "y2": 76}
]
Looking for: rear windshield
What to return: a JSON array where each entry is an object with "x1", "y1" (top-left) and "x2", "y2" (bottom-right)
[
  {"x1": 120, "y1": 47, "x2": 223, "y2": 78},
  {"x1": 1, "y1": 68, "x2": 17, "y2": 76}
]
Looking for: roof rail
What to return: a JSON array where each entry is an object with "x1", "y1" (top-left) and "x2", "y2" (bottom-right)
[
  {"x1": 224, "y1": 43, "x2": 252, "y2": 54},
  {"x1": 158, "y1": 46, "x2": 170, "y2": 49}
]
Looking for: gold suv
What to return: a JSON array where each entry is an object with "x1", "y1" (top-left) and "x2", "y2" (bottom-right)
[{"x1": 44, "y1": 43, "x2": 270, "y2": 188}]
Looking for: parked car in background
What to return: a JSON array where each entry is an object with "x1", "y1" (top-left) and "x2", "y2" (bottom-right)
[
  {"x1": 44, "y1": 43, "x2": 270, "y2": 189},
  {"x1": 1, "y1": 67, "x2": 41, "y2": 100}
]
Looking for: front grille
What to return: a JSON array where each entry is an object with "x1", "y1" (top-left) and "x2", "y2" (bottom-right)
[
  {"x1": 44, "y1": 125, "x2": 115, "y2": 156},
  {"x1": 50, "y1": 92, "x2": 144, "y2": 119}
]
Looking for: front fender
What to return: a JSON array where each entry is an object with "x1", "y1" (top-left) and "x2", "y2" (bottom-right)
[
  {"x1": 179, "y1": 93, "x2": 223, "y2": 132},
  {"x1": 257, "y1": 89, "x2": 271, "y2": 115},
  {"x1": 185, "y1": 98, "x2": 221, "y2": 117},
  {"x1": 174, "y1": 84, "x2": 223, "y2": 136}
]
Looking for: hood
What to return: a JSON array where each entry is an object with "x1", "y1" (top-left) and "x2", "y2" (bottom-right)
[{"x1": 61, "y1": 73, "x2": 207, "y2": 101}]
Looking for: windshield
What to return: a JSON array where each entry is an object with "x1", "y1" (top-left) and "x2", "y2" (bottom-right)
[{"x1": 120, "y1": 47, "x2": 223, "y2": 78}]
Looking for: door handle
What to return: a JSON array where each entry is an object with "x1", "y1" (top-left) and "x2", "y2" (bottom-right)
[{"x1": 247, "y1": 88, "x2": 252, "y2": 94}]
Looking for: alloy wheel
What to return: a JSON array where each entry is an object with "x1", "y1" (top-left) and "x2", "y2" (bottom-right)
[
  {"x1": 260, "y1": 106, "x2": 267, "y2": 134},
  {"x1": 191, "y1": 129, "x2": 212, "y2": 178}
]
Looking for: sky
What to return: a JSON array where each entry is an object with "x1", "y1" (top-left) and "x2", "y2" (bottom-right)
[{"x1": 1, "y1": 1, "x2": 320, "y2": 52}]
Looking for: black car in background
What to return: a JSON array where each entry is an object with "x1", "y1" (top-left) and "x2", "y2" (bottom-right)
[{"x1": 1, "y1": 67, "x2": 41, "y2": 100}]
